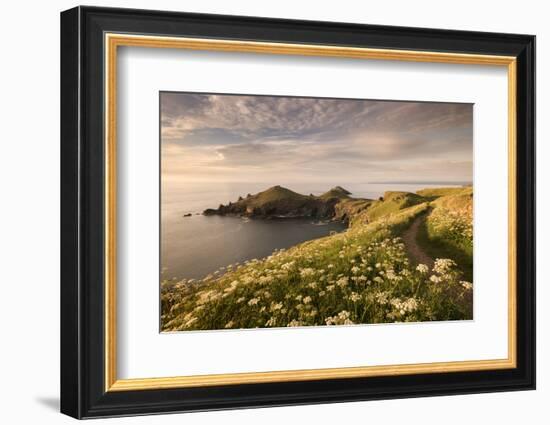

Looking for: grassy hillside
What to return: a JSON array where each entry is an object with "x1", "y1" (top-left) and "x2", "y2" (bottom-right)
[
  {"x1": 416, "y1": 188, "x2": 473, "y2": 280},
  {"x1": 162, "y1": 186, "x2": 473, "y2": 331},
  {"x1": 416, "y1": 186, "x2": 472, "y2": 199},
  {"x1": 333, "y1": 198, "x2": 373, "y2": 223},
  {"x1": 351, "y1": 191, "x2": 426, "y2": 225},
  {"x1": 240, "y1": 185, "x2": 309, "y2": 207},
  {"x1": 319, "y1": 186, "x2": 352, "y2": 200}
]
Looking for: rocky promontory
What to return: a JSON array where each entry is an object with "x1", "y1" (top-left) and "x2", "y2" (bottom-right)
[{"x1": 203, "y1": 185, "x2": 360, "y2": 220}]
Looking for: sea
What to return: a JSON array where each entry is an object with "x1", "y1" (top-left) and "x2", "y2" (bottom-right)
[{"x1": 161, "y1": 181, "x2": 466, "y2": 281}]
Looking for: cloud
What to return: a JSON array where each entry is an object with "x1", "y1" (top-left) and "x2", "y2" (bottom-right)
[{"x1": 160, "y1": 92, "x2": 473, "y2": 183}]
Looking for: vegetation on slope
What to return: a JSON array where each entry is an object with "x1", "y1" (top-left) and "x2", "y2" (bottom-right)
[
  {"x1": 243, "y1": 185, "x2": 307, "y2": 205},
  {"x1": 161, "y1": 186, "x2": 474, "y2": 331},
  {"x1": 416, "y1": 188, "x2": 473, "y2": 281},
  {"x1": 351, "y1": 191, "x2": 425, "y2": 225},
  {"x1": 333, "y1": 198, "x2": 373, "y2": 224},
  {"x1": 319, "y1": 186, "x2": 352, "y2": 200},
  {"x1": 416, "y1": 186, "x2": 473, "y2": 200}
]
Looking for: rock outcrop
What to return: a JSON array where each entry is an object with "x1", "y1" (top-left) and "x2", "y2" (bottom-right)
[{"x1": 203, "y1": 185, "x2": 364, "y2": 220}]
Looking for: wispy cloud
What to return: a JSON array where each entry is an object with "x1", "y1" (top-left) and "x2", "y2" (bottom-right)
[{"x1": 161, "y1": 92, "x2": 473, "y2": 184}]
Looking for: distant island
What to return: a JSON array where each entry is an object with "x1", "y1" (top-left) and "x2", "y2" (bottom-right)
[{"x1": 202, "y1": 185, "x2": 369, "y2": 223}]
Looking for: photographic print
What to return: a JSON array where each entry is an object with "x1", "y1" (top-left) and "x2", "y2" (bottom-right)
[
  {"x1": 61, "y1": 9, "x2": 535, "y2": 416},
  {"x1": 160, "y1": 92, "x2": 474, "y2": 332}
]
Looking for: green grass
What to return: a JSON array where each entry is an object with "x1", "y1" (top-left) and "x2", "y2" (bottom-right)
[
  {"x1": 432, "y1": 192, "x2": 473, "y2": 210},
  {"x1": 355, "y1": 191, "x2": 426, "y2": 223},
  {"x1": 416, "y1": 186, "x2": 472, "y2": 199},
  {"x1": 238, "y1": 185, "x2": 354, "y2": 207},
  {"x1": 238, "y1": 185, "x2": 309, "y2": 207},
  {"x1": 415, "y1": 192, "x2": 473, "y2": 281},
  {"x1": 333, "y1": 198, "x2": 373, "y2": 222},
  {"x1": 319, "y1": 186, "x2": 352, "y2": 199},
  {"x1": 416, "y1": 214, "x2": 473, "y2": 282}
]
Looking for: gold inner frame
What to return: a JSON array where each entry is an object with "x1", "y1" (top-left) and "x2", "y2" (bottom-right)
[{"x1": 104, "y1": 33, "x2": 517, "y2": 392}]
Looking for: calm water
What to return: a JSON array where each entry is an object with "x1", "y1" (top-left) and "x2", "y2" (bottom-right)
[{"x1": 161, "y1": 181, "x2": 465, "y2": 280}]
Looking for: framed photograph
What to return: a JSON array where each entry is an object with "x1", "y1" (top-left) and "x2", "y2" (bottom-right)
[{"x1": 60, "y1": 6, "x2": 535, "y2": 419}]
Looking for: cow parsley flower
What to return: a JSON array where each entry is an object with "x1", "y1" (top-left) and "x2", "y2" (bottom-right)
[
  {"x1": 299, "y1": 268, "x2": 315, "y2": 278},
  {"x1": 429, "y1": 275, "x2": 442, "y2": 283},
  {"x1": 336, "y1": 276, "x2": 349, "y2": 288},
  {"x1": 325, "y1": 310, "x2": 354, "y2": 325},
  {"x1": 416, "y1": 264, "x2": 429, "y2": 274},
  {"x1": 461, "y1": 281, "x2": 473, "y2": 290},
  {"x1": 433, "y1": 258, "x2": 456, "y2": 274},
  {"x1": 349, "y1": 292, "x2": 361, "y2": 302}
]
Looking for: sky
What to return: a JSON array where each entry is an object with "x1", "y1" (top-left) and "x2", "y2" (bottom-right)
[{"x1": 160, "y1": 92, "x2": 473, "y2": 185}]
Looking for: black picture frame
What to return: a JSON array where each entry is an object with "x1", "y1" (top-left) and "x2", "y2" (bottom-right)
[{"x1": 61, "y1": 5, "x2": 535, "y2": 419}]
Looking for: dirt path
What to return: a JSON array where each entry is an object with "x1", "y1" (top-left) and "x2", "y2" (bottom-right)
[{"x1": 401, "y1": 215, "x2": 434, "y2": 268}]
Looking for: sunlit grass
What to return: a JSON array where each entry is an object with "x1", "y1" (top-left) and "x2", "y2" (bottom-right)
[{"x1": 416, "y1": 192, "x2": 473, "y2": 281}]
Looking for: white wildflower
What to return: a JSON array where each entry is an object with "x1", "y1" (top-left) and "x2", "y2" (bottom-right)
[
  {"x1": 375, "y1": 291, "x2": 390, "y2": 305},
  {"x1": 391, "y1": 297, "x2": 418, "y2": 315},
  {"x1": 433, "y1": 258, "x2": 456, "y2": 274},
  {"x1": 429, "y1": 275, "x2": 442, "y2": 283},
  {"x1": 270, "y1": 302, "x2": 283, "y2": 312},
  {"x1": 258, "y1": 275, "x2": 274, "y2": 285},
  {"x1": 336, "y1": 276, "x2": 349, "y2": 288},
  {"x1": 325, "y1": 310, "x2": 354, "y2": 326},
  {"x1": 416, "y1": 264, "x2": 429, "y2": 274},
  {"x1": 299, "y1": 268, "x2": 316, "y2": 278},
  {"x1": 224, "y1": 280, "x2": 240, "y2": 293},
  {"x1": 349, "y1": 292, "x2": 361, "y2": 302},
  {"x1": 281, "y1": 261, "x2": 295, "y2": 271},
  {"x1": 265, "y1": 317, "x2": 277, "y2": 327},
  {"x1": 247, "y1": 298, "x2": 260, "y2": 306},
  {"x1": 461, "y1": 281, "x2": 473, "y2": 290}
]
